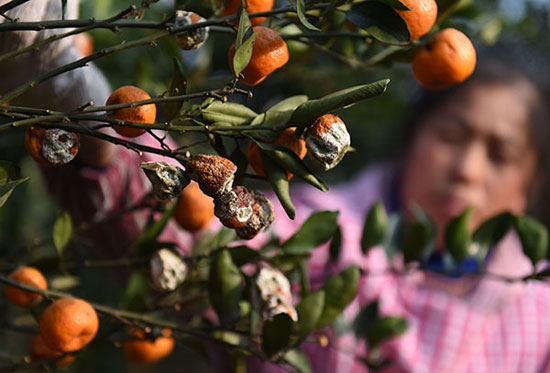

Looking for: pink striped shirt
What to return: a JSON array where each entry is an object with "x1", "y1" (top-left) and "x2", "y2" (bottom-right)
[{"x1": 43, "y1": 139, "x2": 550, "y2": 372}]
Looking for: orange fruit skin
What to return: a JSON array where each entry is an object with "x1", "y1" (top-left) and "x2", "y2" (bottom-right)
[
  {"x1": 5, "y1": 266, "x2": 47, "y2": 307},
  {"x1": 247, "y1": 127, "x2": 306, "y2": 179},
  {"x1": 229, "y1": 26, "x2": 289, "y2": 86},
  {"x1": 123, "y1": 328, "x2": 175, "y2": 365},
  {"x1": 220, "y1": 0, "x2": 274, "y2": 26},
  {"x1": 395, "y1": 0, "x2": 438, "y2": 42},
  {"x1": 74, "y1": 32, "x2": 94, "y2": 57},
  {"x1": 174, "y1": 181, "x2": 215, "y2": 232},
  {"x1": 412, "y1": 28, "x2": 476, "y2": 91},
  {"x1": 106, "y1": 86, "x2": 157, "y2": 138},
  {"x1": 25, "y1": 125, "x2": 80, "y2": 167},
  {"x1": 30, "y1": 334, "x2": 76, "y2": 367},
  {"x1": 39, "y1": 298, "x2": 99, "y2": 353}
]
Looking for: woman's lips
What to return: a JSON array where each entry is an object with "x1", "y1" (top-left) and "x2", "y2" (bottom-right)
[{"x1": 438, "y1": 195, "x2": 471, "y2": 218}]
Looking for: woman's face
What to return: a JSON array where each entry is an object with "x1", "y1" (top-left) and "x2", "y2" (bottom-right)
[{"x1": 401, "y1": 82, "x2": 538, "y2": 240}]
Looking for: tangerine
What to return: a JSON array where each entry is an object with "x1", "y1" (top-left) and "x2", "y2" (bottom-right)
[
  {"x1": 25, "y1": 125, "x2": 80, "y2": 167},
  {"x1": 412, "y1": 28, "x2": 476, "y2": 91},
  {"x1": 220, "y1": 0, "x2": 274, "y2": 26},
  {"x1": 106, "y1": 86, "x2": 157, "y2": 138},
  {"x1": 174, "y1": 181, "x2": 215, "y2": 232},
  {"x1": 5, "y1": 266, "x2": 47, "y2": 307},
  {"x1": 122, "y1": 327, "x2": 175, "y2": 365},
  {"x1": 229, "y1": 26, "x2": 289, "y2": 86},
  {"x1": 395, "y1": 0, "x2": 438, "y2": 42},
  {"x1": 30, "y1": 334, "x2": 76, "y2": 367},
  {"x1": 247, "y1": 127, "x2": 306, "y2": 179},
  {"x1": 73, "y1": 32, "x2": 94, "y2": 57},
  {"x1": 39, "y1": 298, "x2": 99, "y2": 353}
]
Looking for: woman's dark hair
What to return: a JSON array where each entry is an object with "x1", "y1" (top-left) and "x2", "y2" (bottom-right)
[{"x1": 398, "y1": 49, "x2": 550, "y2": 227}]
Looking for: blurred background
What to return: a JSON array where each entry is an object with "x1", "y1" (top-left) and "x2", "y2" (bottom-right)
[{"x1": 0, "y1": 0, "x2": 548, "y2": 371}]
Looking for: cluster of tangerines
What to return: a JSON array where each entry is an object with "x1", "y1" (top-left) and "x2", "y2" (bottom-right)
[
  {"x1": 4, "y1": 266, "x2": 175, "y2": 366},
  {"x1": 215, "y1": 0, "x2": 476, "y2": 90}
]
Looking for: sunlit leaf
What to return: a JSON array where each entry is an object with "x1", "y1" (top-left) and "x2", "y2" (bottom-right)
[
  {"x1": 233, "y1": 24, "x2": 257, "y2": 77},
  {"x1": 202, "y1": 101, "x2": 257, "y2": 126},
  {"x1": 53, "y1": 211, "x2": 73, "y2": 255},
  {"x1": 290, "y1": 80, "x2": 390, "y2": 130}
]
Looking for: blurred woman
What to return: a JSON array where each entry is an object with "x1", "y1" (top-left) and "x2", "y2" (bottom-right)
[{"x1": 248, "y1": 58, "x2": 550, "y2": 372}]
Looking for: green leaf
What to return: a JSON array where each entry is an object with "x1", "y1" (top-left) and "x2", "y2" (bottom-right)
[
  {"x1": 271, "y1": 253, "x2": 310, "y2": 272},
  {"x1": 268, "y1": 95, "x2": 309, "y2": 112},
  {"x1": 262, "y1": 313, "x2": 294, "y2": 356},
  {"x1": 209, "y1": 250, "x2": 243, "y2": 326},
  {"x1": 134, "y1": 201, "x2": 178, "y2": 255},
  {"x1": 0, "y1": 177, "x2": 29, "y2": 209},
  {"x1": 329, "y1": 225, "x2": 342, "y2": 263},
  {"x1": 290, "y1": 80, "x2": 390, "y2": 130},
  {"x1": 283, "y1": 349, "x2": 312, "y2": 373},
  {"x1": 316, "y1": 266, "x2": 360, "y2": 328},
  {"x1": 365, "y1": 316, "x2": 408, "y2": 347},
  {"x1": 229, "y1": 245, "x2": 262, "y2": 267},
  {"x1": 473, "y1": 212, "x2": 513, "y2": 257},
  {"x1": 361, "y1": 201, "x2": 388, "y2": 254},
  {"x1": 212, "y1": 330, "x2": 242, "y2": 346},
  {"x1": 244, "y1": 96, "x2": 308, "y2": 141},
  {"x1": 445, "y1": 207, "x2": 473, "y2": 264},
  {"x1": 254, "y1": 141, "x2": 328, "y2": 192},
  {"x1": 0, "y1": 160, "x2": 20, "y2": 183},
  {"x1": 514, "y1": 215, "x2": 548, "y2": 267},
  {"x1": 346, "y1": 2, "x2": 410, "y2": 44},
  {"x1": 233, "y1": 32, "x2": 257, "y2": 78},
  {"x1": 202, "y1": 101, "x2": 257, "y2": 126},
  {"x1": 53, "y1": 211, "x2": 73, "y2": 255},
  {"x1": 282, "y1": 211, "x2": 339, "y2": 254},
  {"x1": 402, "y1": 221, "x2": 433, "y2": 263},
  {"x1": 295, "y1": 290, "x2": 326, "y2": 339},
  {"x1": 119, "y1": 272, "x2": 150, "y2": 311},
  {"x1": 246, "y1": 109, "x2": 295, "y2": 142},
  {"x1": 353, "y1": 301, "x2": 379, "y2": 338},
  {"x1": 354, "y1": 301, "x2": 408, "y2": 347},
  {"x1": 163, "y1": 57, "x2": 188, "y2": 122},
  {"x1": 236, "y1": 9, "x2": 253, "y2": 49},
  {"x1": 261, "y1": 152, "x2": 296, "y2": 219},
  {"x1": 296, "y1": 0, "x2": 321, "y2": 31}
]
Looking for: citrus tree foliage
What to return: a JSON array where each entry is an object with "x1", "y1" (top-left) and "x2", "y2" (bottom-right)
[{"x1": 0, "y1": 0, "x2": 548, "y2": 371}]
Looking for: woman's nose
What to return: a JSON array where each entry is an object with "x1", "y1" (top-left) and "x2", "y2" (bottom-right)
[{"x1": 449, "y1": 141, "x2": 487, "y2": 184}]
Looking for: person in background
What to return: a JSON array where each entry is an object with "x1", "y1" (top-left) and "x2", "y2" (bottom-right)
[{"x1": 245, "y1": 56, "x2": 550, "y2": 372}]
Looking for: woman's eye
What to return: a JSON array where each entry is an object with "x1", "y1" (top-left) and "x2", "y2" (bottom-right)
[{"x1": 432, "y1": 122, "x2": 467, "y2": 144}]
